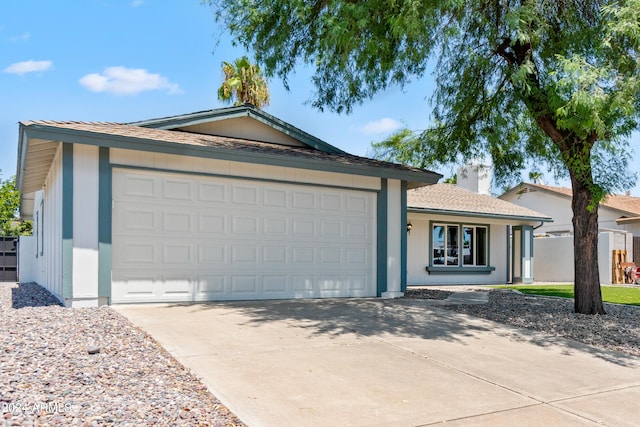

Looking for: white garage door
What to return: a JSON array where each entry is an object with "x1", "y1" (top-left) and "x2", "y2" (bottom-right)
[{"x1": 111, "y1": 168, "x2": 377, "y2": 303}]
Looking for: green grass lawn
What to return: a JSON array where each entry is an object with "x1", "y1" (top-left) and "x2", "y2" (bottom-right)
[{"x1": 492, "y1": 284, "x2": 640, "y2": 306}]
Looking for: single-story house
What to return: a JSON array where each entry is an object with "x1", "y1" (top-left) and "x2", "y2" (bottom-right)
[
  {"x1": 17, "y1": 104, "x2": 441, "y2": 307},
  {"x1": 17, "y1": 107, "x2": 558, "y2": 304},
  {"x1": 406, "y1": 183, "x2": 552, "y2": 285},
  {"x1": 499, "y1": 182, "x2": 638, "y2": 282}
]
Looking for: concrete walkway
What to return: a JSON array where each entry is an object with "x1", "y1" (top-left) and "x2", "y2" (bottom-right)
[{"x1": 115, "y1": 296, "x2": 640, "y2": 427}]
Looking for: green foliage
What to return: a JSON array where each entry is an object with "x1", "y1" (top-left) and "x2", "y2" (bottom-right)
[
  {"x1": 209, "y1": 0, "x2": 640, "y2": 196},
  {"x1": 217, "y1": 55, "x2": 270, "y2": 108},
  {"x1": 0, "y1": 174, "x2": 32, "y2": 236},
  {"x1": 494, "y1": 284, "x2": 640, "y2": 306}
]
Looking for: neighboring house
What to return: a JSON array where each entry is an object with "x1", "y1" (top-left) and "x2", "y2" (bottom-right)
[
  {"x1": 500, "y1": 182, "x2": 638, "y2": 283},
  {"x1": 16, "y1": 104, "x2": 441, "y2": 307},
  {"x1": 406, "y1": 183, "x2": 552, "y2": 285}
]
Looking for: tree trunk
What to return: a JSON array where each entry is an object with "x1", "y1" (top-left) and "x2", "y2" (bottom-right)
[{"x1": 570, "y1": 175, "x2": 606, "y2": 315}]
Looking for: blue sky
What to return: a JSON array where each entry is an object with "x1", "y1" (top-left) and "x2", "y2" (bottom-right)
[{"x1": 1, "y1": 0, "x2": 639, "y2": 195}]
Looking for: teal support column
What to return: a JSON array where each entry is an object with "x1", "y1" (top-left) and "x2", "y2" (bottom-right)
[
  {"x1": 61, "y1": 143, "x2": 73, "y2": 301},
  {"x1": 98, "y1": 147, "x2": 112, "y2": 304},
  {"x1": 376, "y1": 179, "x2": 388, "y2": 296}
]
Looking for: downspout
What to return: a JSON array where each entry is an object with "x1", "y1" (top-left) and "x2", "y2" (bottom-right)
[{"x1": 533, "y1": 221, "x2": 545, "y2": 230}]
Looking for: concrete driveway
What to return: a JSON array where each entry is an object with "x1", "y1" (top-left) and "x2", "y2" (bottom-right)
[{"x1": 115, "y1": 298, "x2": 640, "y2": 426}]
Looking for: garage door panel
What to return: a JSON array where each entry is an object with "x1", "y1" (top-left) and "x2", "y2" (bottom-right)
[
  {"x1": 163, "y1": 178, "x2": 193, "y2": 200},
  {"x1": 198, "y1": 182, "x2": 226, "y2": 203},
  {"x1": 197, "y1": 275, "x2": 226, "y2": 296},
  {"x1": 198, "y1": 214, "x2": 226, "y2": 234},
  {"x1": 112, "y1": 169, "x2": 376, "y2": 303},
  {"x1": 199, "y1": 244, "x2": 226, "y2": 263},
  {"x1": 112, "y1": 241, "x2": 158, "y2": 265},
  {"x1": 263, "y1": 188, "x2": 287, "y2": 207},
  {"x1": 162, "y1": 243, "x2": 193, "y2": 264},
  {"x1": 292, "y1": 191, "x2": 316, "y2": 209},
  {"x1": 116, "y1": 206, "x2": 157, "y2": 232},
  {"x1": 120, "y1": 174, "x2": 156, "y2": 199}
]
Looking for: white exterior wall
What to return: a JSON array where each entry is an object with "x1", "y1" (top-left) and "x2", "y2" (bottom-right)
[
  {"x1": 382, "y1": 179, "x2": 402, "y2": 297},
  {"x1": 533, "y1": 231, "x2": 626, "y2": 284},
  {"x1": 502, "y1": 190, "x2": 631, "y2": 236},
  {"x1": 406, "y1": 213, "x2": 511, "y2": 285},
  {"x1": 30, "y1": 145, "x2": 64, "y2": 301},
  {"x1": 18, "y1": 235, "x2": 35, "y2": 283},
  {"x1": 457, "y1": 163, "x2": 491, "y2": 195},
  {"x1": 71, "y1": 145, "x2": 101, "y2": 306},
  {"x1": 502, "y1": 190, "x2": 573, "y2": 234},
  {"x1": 619, "y1": 222, "x2": 640, "y2": 236}
]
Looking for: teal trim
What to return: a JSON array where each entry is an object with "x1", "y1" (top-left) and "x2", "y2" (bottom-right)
[
  {"x1": 408, "y1": 207, "x2": 552, "y2": 223},
  {"x1": 61, "y1": 143, "x2": 73, "y2": 300},
  {"x1": 22, "y1": 125, "x2": 441, "y2": 187},
  {"x1": 16, "y1": 125, "x2": 29, "y2": 194},
  {"x1": 98, "y1": 147, "x2": 112, "y2": 304},
  {"x1": 401, "y1": 181, "x2": 407, "y2": 292},
  {"x1": 128, "y1": 104, "x2": 347, "y2": 154},
  {"x1": 506, "y1": 225, "x2": 512, "y2": 283},
  {"x1": 110, "y1": 164, "x2": 379, "y2": 194},
  {"x1": 377, "y1": 179, "x2": 388, "y2": 297},
  {"x1": 426, "y1": 266, "x2": 496, "y2": 274}
]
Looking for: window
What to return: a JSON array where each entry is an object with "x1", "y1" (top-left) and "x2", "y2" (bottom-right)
[
  {"x1": 432, "y1": 224, "x2": 460, "y2": 265},
  {"x1": 463, "y1": 226, "x2": 487, "y2": 266},
  {"x1": 39, "y1": 200, "x2": 44, "y2": 257},
  {"x1": 431, "y1": 223, "x2": 488, "y2": 268}
]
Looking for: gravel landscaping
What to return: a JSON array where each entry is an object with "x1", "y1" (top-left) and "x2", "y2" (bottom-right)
[
  {"x1": 0, "y1": 282, "x2": 245, "y2": 426},
  {"x1": 406, "y1": 287, "x2": 640, "y2": 357}
]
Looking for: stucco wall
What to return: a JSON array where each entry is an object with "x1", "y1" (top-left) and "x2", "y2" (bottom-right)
[
  {"x1": 533, "y1": 231, "x2": 630, "y2": 284},
  {"x1": 18, "y1": 235, "x2": 35, "y2": 283},
  {"x1": 71, "y1": 144, "x2": 101, "y2": 305}
]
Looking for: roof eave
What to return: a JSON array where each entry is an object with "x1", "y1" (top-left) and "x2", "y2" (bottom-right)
[{"x1": 408, "y1": 206, "x2": 553, "y2": 223}]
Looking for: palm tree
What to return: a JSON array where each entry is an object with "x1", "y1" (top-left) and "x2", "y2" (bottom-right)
[
  {"x1": 217, "y1": 56, "x2": 270, "y2": 109},
  {"x1": 528, "y1": 171, "x2": 543, "y2": 184}
]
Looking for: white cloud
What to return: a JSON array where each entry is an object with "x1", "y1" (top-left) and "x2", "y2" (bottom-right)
[
  {"x1": 356, "y1": 118, "x2": 402, "y2": 135},
  {"x1": 3, "y1": 60, "x2": 53, "y2": 75},
  {"x1": 9, "y1": 32, "x2": 31, "y2": 42},
  {"x1": 78, "y1": 66, "x2": 182, "y2": 95}
]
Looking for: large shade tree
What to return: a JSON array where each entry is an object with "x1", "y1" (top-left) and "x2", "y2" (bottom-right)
[
  {"x1": 217, "y1": 55, "x2": 270, "y2": 108},
  {"x1": 209, "y1": 0, "x2": 640, "y2": 314}
]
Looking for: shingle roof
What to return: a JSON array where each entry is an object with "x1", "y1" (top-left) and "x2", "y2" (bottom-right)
[
  {"x1": 503, "y1": 183, "x2": 640, "y2": 216},
  {"x1": 18, "y1": 120, "x2": 441, "y2": 194},
  {"x1": 408, "y1": 183, "x2": 552, "y2": 221}
]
